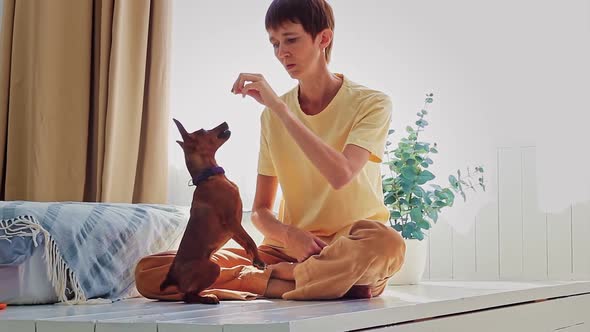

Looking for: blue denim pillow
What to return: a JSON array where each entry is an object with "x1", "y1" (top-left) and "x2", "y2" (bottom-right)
[{"x1": 0, "y1": 227, "x2": 43, "y2": 266}]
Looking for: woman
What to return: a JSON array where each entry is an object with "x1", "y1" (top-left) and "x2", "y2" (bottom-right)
[{"x1": 135, "y1": 0, "x2": 405, "y2": 301}]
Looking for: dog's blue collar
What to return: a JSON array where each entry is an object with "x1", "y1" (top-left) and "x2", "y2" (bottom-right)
[{"x1": 190, "y1": 166, "x2": 225, "y2": 187}]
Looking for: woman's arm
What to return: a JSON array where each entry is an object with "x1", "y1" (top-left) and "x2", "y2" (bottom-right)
[
  {"x1": 233, "y1": 73, "x2": 371, "y2": 190},
  {"x1": 273, "y1": 103, "x2": 370, "y2": 189},
  {"x1": 251, "y1": 174, "x2": 327, "y2": 261},
  {"x1": 250, "y1": 174, "x2": 287, "y2": 244}
]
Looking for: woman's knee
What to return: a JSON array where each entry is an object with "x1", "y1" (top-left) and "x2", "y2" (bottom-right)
[{"x1": 349, "y1": 220, "x2": 406, "y2": 259}]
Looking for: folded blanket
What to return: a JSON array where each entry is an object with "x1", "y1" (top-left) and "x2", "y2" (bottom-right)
[{"x1": 0, "y1": 201, "x2": 188, "y2": 304}]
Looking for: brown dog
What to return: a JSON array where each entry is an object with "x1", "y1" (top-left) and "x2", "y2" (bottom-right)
[{"x1": 160, "y1": 119, "x2": 266, "y2": 304}]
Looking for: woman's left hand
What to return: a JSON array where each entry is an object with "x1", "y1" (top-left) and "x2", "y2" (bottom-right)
[{"x1": 231, "y1": 73, "x2": 285, "y2": 111}]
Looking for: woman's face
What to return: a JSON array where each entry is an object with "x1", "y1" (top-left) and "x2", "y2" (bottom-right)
[{"x1": 268, "y1": 21, "x2": 325, "y2": 79}]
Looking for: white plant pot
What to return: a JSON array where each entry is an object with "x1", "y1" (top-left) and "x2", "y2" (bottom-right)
[{"x1": 388, "y1": 238, "x2": 428, "y2": 285}]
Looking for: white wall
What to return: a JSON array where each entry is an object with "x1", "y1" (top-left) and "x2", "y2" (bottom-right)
[{"x1": 168, "y1": 1, "x2": 590, "y2": 228}]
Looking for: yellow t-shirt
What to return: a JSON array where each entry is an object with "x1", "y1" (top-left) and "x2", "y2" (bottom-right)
[{"x1": 258, "y1": 74, "x2": 392, "y2": 245}]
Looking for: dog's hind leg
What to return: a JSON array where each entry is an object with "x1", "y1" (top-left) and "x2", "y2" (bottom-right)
[
  {"x1": 185, "y1": 292, "x2": 219, "y2": 304},
  {"x1": 160, "y1": 262, "x2": 179, "y2": 291},
  {"x1": 232, "y1": 225, "x2": 266, "y2": 270},
  {"x1": 182, "y1": 261, "x2": 221, "y2": 304}
]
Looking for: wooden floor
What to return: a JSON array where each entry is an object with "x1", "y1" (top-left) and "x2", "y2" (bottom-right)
[{"x1": 1, "y1": 281, "x2": 589, "y2": 332}]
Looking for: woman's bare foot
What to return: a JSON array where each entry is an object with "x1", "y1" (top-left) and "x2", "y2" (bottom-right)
[
  {"x1": 343, "y1": 285, "x2": 372, "y2": 299},
  {"x1": 264, "y1": 278, "x2": 296, "y2": 298},
  {"x1": 268, "y1": 262, "x2": 297, "y2": 281}
]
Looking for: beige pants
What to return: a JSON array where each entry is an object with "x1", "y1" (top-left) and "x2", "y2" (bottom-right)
[{"x1": 134, "y1": 220, "x2": 405, "y2": 301}]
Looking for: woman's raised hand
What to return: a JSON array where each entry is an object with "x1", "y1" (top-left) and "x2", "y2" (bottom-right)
[{"x1": 231, "y1": 73, "x2": 285, "y2": 111}]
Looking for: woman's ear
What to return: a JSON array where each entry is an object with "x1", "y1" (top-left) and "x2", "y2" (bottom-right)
[{"x1": 318, "y1": 28, "x2": 333, "y2": 49}]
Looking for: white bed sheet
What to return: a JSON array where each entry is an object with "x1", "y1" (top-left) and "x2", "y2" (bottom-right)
[{"x1": 0, "y1": 245, "x2": 57, "y2": 305}]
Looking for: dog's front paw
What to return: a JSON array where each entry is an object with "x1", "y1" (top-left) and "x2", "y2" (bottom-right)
[{"x1": 253, "y1": 259, "x2": 266, "y2": 270}]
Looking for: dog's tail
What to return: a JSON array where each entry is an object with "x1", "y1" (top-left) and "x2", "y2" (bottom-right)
[{"x1": 160, "y1": 272, "x2": 177, "y2": 292}]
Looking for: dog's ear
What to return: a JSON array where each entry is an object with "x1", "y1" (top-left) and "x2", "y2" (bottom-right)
[
  {"x1": 176, "y1": 140, "x2": 184, "y2": 149},
  {"x1": 173, "y1": 118, "x2": 189, "y2": 140}
]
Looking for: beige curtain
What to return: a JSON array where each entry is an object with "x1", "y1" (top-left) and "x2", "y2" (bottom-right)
[{"x1": 0, "y1": 0, "x2": 171, "y2": 203}]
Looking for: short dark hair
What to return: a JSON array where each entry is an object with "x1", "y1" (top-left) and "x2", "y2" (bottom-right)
[{"x1": 265, "y1": 0, "x2": 335, "y2": 63}]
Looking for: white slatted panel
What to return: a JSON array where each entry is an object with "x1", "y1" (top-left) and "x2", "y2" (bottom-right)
[
  {"x1": 452, "y1": 222, "x2": 476, "y2": 280},
  {"x1": 498, "y1": 148, "x2": 523, "y2": 279},
  {"x1": 423, "y1": 230, "x2": 430, "y2": 279},
  {"x1": 428, "y1": 219, "x2": 453, "y2": 279},
  {"x1": 474, "y1": 200, "x2": 499, "y2": 280},
  {"x1": 522, "y1": 147, "x2": 547, "y2": 279},
  {"x1": 548, "y1": 206, "x2": 573, "y2": 280},
  {"x1": 425, "y1": 146, "x2": 590, "y2": 282},
  {"x1": 572, "y1": 201, "x2": 590, "y2": 279}
]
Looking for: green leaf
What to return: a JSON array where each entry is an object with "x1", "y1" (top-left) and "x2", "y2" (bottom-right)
[
  {"x1": 382, "y1": 177, "x2": 394, "y2": 185},
  {"x1": 391, "y1": 211, "x2": 402, "y2": 219},
  {"x1": 430, "y1": 184, "x2": 442, "y2": 191},
  {"x1": 436, "y1": 190, "x2": 449, "y2": 200},
  {"x1": 392, "y1": 224, "x2": 403, "y2": 232},
  {"x1": 432, "y1": 200, "x2": 447, "y2": 208},
  {"x1": 430, "y1": 147, "x2": 438, "y2": 153},
  {"x1": 385, "y1": 195, "x2": 396, "y2": 205},
  {"x1": 406, "y1": 159, "x2": 416, "y2": 166},
  {"x1": 442, "y1": 188, "x2": 455, "y2": 198},
  {"x1": 388, "y1": 129, "x2": 395, "y2": 135},
  {"x1": 417, "y1": 220, "x2": 430, "y2": 230},
  {"x1": 410, "y1": 208, "x2": 423, "y2": 222},
  {"x1": 416, "y1": 119, "x2": 429, "y2": 128},
  {"x1": 401, "y1": 184, "x2": 412, "y2": 193},
  {"x1": 406, "y1": 126, "x2": 414, "y2": 133},
  {"x1": 426, "y1": 209, "x2": 438, "y2": 222},
  {"x1": 412, "y1": 186, "x2": 425, "y2": 197},
  {"x1": 410, "y1": 230, "x2": 425, "y2": 240},
  {"x1": 416, "y1": 170, "x2": 435, "y2": 185},
  {"x1": 414, "y1": 143, "x2": 428, "y2": 152},
  {"x1": 401, "y1": 167, "x2": 416, "y2": 180},
  {"x1": 449, "y1": 175, "x2": 458, "y2": 186}
]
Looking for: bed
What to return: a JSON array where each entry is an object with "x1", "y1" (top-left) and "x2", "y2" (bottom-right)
[{"x1": 0, "y1": 201, "x2": 188, "y2": 305}]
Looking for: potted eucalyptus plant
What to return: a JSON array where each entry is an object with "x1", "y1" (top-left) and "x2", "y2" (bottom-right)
[{"x1": 382, "y1": 93, "x2": 486, "y2": 284}]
